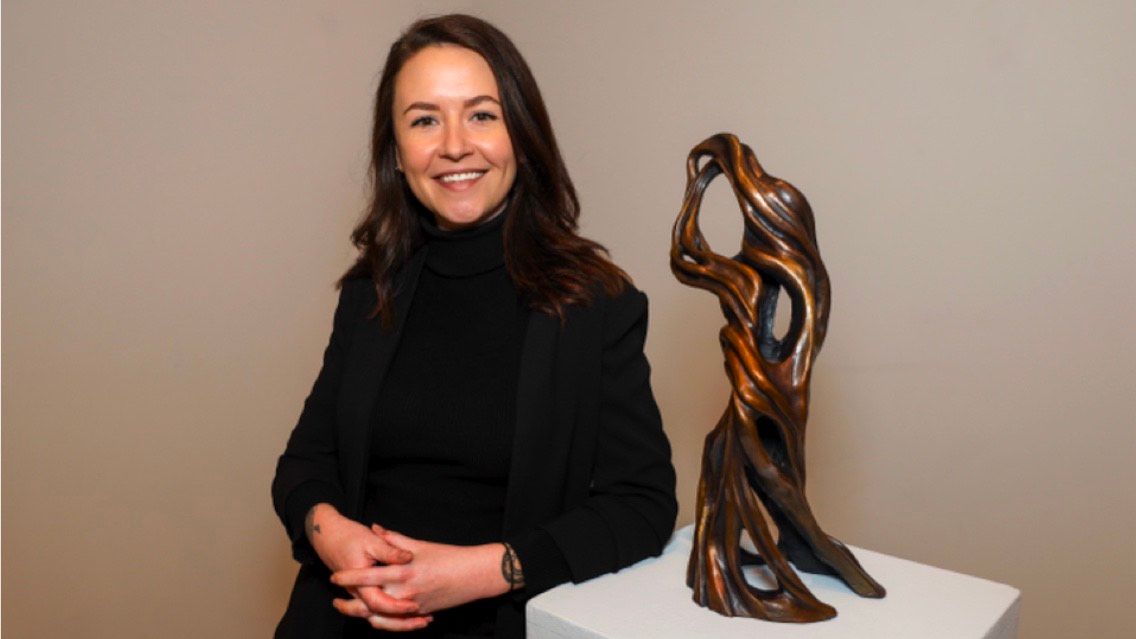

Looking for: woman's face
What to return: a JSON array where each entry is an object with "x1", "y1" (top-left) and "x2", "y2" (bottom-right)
[{"x1": 392, "y1": 45, "x2": 517, "y2": 230}]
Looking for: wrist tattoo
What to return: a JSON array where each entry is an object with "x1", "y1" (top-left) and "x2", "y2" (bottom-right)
[
  {"x1": 304, "y1": 506, "x2": 321, "y2": 538},
  {"x1": 501, "y1": 543, "x2": 525, "y2": 590}
]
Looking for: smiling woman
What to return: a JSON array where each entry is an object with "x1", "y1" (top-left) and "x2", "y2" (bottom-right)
[
  {"x1": 271, "y1": 14, "x2": 678, "y2": 639},
  {"x1": 393, "y1": 45, "x2": 517, "y2": 230}
]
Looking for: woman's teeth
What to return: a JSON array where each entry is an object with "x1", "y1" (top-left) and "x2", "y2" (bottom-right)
[{"x1": 439, "y1": 171, "x2": 485, "y2": 183}]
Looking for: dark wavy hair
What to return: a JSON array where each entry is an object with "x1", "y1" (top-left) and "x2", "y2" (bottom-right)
[{"x1": 339, "y1": 13, "x2": 627, "y2": 324}]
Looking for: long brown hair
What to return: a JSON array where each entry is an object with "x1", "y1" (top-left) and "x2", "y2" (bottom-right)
[{"x1": 339, "y1": 13, "x2": 627, "y2": 324}]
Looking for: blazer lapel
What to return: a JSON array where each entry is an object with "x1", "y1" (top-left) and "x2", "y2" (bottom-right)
[
  {"x1": 339, "y1": 248, "x2": 428, "y2": 514},
  {"x1": 502, "y1": 310, "x2": 563, "y2": 537}
]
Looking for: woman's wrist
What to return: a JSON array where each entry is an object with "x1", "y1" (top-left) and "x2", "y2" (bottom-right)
[
  {"x1": 465, "y1": 543, "x2": 521, "y2": 599},
  {"x1": 305, "y1": 503, "x2": 342, "y2": 543},
  {"x1": 500, "y1": 542, "x2": 525, "y2": 592}
]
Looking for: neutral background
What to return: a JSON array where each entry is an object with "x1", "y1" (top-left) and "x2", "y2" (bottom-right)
[{"x1": 4, "y1": 1, "x2": 1133, "y2": 637}]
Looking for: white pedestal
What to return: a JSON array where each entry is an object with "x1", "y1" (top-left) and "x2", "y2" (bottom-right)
[{"x1": 528, "y1": 525, "x2": 1020, "y2": 639}]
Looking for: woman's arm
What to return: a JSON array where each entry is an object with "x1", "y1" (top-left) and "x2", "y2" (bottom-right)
[
  {"x1": 270, "y1": 284, "x2": 429, "y2": 627},
  {"x1": 532, "y1": 287, "x2": 678, "y2": 585},
  {"x1": 271, "y1": 281, "x2": 360, "y2": 564}
]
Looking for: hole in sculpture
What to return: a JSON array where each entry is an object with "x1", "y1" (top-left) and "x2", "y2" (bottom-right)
[
  {"x1": 758, "y1": 282, "x2": 795, "y2": 361},
  {"x1": 771, "y1": 285, "x2": 793, "y2": 343},
  {"x1": 745, "y1": 561, "x2": 780, "y2": 590},
  {"x1": 740, "y1": 528, "x2": 780, "y2": 591},
  {"x1": 694, "y1": 154, "x2": 712, "y2": 175},
  {"x1": 697, "y1": 172, "x2": 746, "y2": 259}
]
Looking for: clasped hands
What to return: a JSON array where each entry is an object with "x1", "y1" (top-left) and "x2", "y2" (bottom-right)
[{"x1": 307, "y1": 504, "x2": 510, "y2": 632}]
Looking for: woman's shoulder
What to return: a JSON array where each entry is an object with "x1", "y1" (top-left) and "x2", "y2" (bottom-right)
[
  {"x1": 564, "y1": 275, "x2": 649, "y2": 341},
  {"x1": 338, "y1": 275, "x2": 374, "y2": 302},
  {"x1": 591, "y1": 274, "x2": 647, "y2": 311},
  {"x1": 603, "y1": 280, "x2": 648, "y2": 334},
  {"x1": 333, "y1": 276, "x2": 376, "y2": 323},
  {"x1": 340, "y1": 274, "x2": 373, "y2": 292}
]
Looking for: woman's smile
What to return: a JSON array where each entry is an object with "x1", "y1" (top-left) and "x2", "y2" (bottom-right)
[{"x1": 436, "y1": 170, "x2": 488, "y2": 189}]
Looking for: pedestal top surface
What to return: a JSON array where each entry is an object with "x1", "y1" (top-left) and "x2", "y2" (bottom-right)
[{"x1": 527, "y1": 525, "x2": 1020, "y2": 639}]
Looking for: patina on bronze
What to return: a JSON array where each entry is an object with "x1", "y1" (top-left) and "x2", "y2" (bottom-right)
[{"x1": 672, "y1": 133, "x2": 885, "y2": 622}]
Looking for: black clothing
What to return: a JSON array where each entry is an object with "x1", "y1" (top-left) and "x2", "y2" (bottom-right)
[
  {"x1": 272, "y1": 215, "x2": 678, "y2": 638},
  {"x1": 347, "y1": 214, "x2": 548, "y2": 637},
  {"x1": 362, "y1": 212, "x2": 524, "y2": 547}
]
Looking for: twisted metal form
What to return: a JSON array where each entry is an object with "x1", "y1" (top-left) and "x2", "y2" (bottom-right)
[{"x1": 672, "y1": 133, "x2": 885, "y2": 622}]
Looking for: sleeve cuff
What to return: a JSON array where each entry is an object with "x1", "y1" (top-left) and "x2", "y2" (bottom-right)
[{"x1": 505, "y1": 528, "x2": 573, "y2": 598}]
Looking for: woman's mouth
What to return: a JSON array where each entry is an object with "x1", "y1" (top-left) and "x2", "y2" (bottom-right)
[{"x1": 436, "y1": 170, "x2": 487, "y2": 189}]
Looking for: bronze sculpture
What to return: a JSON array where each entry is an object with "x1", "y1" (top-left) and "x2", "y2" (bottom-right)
[{"x1": 671, "y1": 133, "x2": 885, "y2": 622}]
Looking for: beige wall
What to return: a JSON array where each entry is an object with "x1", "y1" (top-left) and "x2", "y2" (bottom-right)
[{"x1": 3, "y1": 1, "x2": 1132, "y2": 637}]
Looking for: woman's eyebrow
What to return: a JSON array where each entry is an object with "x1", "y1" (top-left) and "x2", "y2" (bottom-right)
[
  {"x1": 403, "y1": 102, "x2": 437, "y2": 114},
  {"x1": 402, "y1": 95, "x2": 500, "y2": 115},
  {"x1": 464, "y1": 95, "x2": 500, "y2": 108}
]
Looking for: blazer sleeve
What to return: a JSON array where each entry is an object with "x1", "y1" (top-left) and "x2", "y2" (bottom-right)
[
  {"x1": 512, "y1": 287, "x2": 678, "y2": 593},
  {"x1": 271, "y1": 280, "x2": 361, "y2": 564}
]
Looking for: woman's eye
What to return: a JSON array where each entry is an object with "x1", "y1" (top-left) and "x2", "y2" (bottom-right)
[
  {"x1": 410, "y1": 115, "x2": 436, "y2": 127},
  {"x1": 471, "y1": 111, "x2": 498, "y2": 122}
]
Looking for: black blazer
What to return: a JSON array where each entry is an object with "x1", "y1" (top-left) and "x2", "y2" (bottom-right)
[{"x1": 271, "y1": 248, "x2": 678, "y2": 638}]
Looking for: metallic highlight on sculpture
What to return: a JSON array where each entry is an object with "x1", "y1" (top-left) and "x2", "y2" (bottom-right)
[{"x1": 671, "y1": 133, "x2": 885, "y2": 622}]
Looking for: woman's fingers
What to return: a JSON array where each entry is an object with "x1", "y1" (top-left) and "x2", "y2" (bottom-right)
[
  {"x1": 367, "y1": 613, "x2": 433, "y2": 632},
  {"x1": 373, "y1": 525, "x2": 418, "y2": 550},
  {"x1": 369, "y1": 539, "x2": 414, "y2": 565},
  {"x1": 332, "y1": 564, "x2": 409, "y2": 588},
  {"x1": 376, "y1": 528, "x2": 418, "y2": 550},
  {"x1": 332, "y1": 596, "x2": 374, "y2": 619},
  {"x1": 332, "y1": 597, "x2": 432, "y2": 631},
  {"x1": 367, "y1": 524, "x2": 414, "y2": 564},
  {"x1": 354, "y1": 585, "x2": 419, "y2": 615}
]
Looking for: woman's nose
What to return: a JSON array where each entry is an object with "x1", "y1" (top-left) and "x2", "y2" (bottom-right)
[{"x1": 440, "y1": 123, "x2": 472, "y2": 161}]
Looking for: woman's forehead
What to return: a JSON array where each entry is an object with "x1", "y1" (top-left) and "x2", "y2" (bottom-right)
[{"x1": 394, "y1": 45, "x2": 500, "y2": 108}]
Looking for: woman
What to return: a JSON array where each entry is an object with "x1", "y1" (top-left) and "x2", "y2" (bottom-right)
[{"x1": 271, "y1": 14, "x2": 677, "y2": 638}]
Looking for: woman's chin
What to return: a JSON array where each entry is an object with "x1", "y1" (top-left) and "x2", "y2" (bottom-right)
[{"x1": 433, "y1": 207, "x2": 496, "y2": 230}]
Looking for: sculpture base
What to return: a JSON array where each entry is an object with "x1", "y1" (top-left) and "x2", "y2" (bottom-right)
[{"x1": 528, "y1": 525, "x2": 1020, "y2": 639}]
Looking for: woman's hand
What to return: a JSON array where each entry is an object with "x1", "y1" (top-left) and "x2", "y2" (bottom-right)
[
  {"x1": 330, "y1": 526, "x2": 511, "y2": 615},
  {"x1": 305, "y1": 505, "x2": 431, "y2": 630}
]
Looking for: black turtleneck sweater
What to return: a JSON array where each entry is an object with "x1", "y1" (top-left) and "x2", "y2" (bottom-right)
[
  {"x1": 362, "y1": 211, "x2": 523, "y2": 547},
  {"x1": 348, "y1": 212, "x2": 570, "y2": 638}
]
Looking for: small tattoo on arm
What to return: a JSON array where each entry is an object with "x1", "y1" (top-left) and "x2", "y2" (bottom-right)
[
  {"x1": 305, "y1": 507, "x2": 321, "y2": 538},
  {"x1": 501, "y1": 543, "x2": 525, "y2": 590}
]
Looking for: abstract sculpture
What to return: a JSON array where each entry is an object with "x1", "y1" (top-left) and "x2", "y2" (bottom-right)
[{"x1": 671, "y1": 133, "x2": 885, "y2": 622}]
